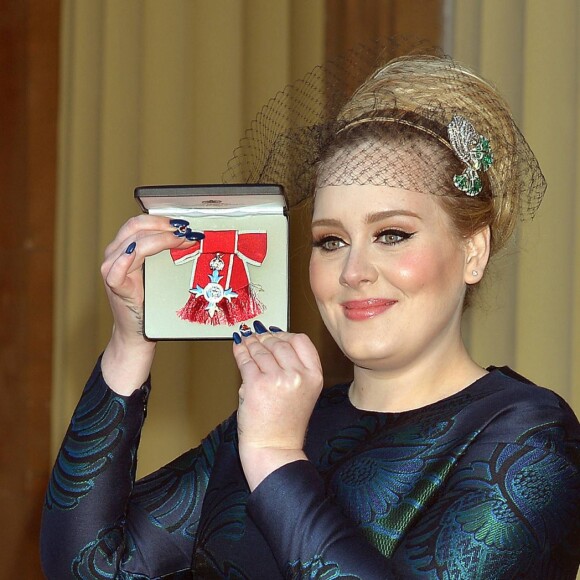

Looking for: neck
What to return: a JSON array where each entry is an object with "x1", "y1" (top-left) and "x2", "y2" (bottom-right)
[{"x1": 349, "y1": 341, "x2": 486, "y2": 413}]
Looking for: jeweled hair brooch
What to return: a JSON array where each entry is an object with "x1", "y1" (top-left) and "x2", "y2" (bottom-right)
[{"x1": 447, "y1": 115, "x2": 493, "y2": 197}]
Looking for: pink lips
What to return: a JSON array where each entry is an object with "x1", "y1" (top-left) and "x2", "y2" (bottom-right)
[{"x1": 341, "y1": 298, "x2": 397, "y2": 321}]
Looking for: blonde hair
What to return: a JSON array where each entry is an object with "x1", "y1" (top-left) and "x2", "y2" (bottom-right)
[
  {"x1": 333, "y1": 54, "x2": 532, "y2": 256},
  {"x1": 225, "y1": 51, "x2": 545, "y2": 257}
]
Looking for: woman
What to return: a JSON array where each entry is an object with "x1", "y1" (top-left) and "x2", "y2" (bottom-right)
[{"x1": 41, "y1": 55, "x2": 580, "y2": 578}]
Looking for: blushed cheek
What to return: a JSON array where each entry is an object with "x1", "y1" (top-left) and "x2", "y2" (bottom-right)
[
  {"x1": 393, "y1": 249, "x2": 456, "y2": 292},
  {"x1": 309, "y1": 257, "x2": 325, "y2": 300},
  {"x1": 309, "y1": 258, "x2": 335, "y2": 326}
]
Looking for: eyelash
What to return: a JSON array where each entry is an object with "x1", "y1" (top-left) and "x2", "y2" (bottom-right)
[
  {"x1": 312, "y1": 229, "x2": 415, "y2": 252},
  {"x1": 312, "y1": 235, "x2": 345, "y2": 252},
  {"x1": 375, "y1": 229, "x2": 415, "y2": 245}
]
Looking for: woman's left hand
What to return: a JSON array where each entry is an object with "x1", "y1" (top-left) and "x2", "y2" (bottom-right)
[{"x1": 233, "y1": 323, "x2": 323, "y2": 491}]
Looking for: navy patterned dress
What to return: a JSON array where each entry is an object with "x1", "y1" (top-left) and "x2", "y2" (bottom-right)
[{"x1": 41, "y1": 359, "x2": 580, "y2": 579}]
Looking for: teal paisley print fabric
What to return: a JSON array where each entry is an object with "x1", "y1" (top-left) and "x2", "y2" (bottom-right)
[
  {"x1": 41, "y1": 362, "x2": 580, "y2": 578},
  {"x1": 46, "y1": 370, "x2": 132, "y2": 511}
]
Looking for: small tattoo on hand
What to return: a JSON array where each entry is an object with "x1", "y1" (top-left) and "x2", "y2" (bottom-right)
[{"x1": 127, "y1": 305, "x2": 144, "y2": 336}]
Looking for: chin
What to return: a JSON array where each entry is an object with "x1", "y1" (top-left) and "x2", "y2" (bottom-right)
[
  {"x1": 336, "y1": 339, "x2": 393, "y2": 369},
  {"x1": 323, "y1": 314, "x2": 398, "y2": 365}
]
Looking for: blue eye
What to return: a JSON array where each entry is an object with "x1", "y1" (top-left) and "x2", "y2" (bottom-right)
[
  {"x1": 376, "y1": 229, "x2": 414, "y2": 245},
  {"x1": 312, "y1": 235, "x2": 346, "y2": 252}
]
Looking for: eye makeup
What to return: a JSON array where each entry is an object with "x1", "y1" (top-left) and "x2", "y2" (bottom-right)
[{"x1": 374, "y1": 228, "x2": 416, "y2": 245}]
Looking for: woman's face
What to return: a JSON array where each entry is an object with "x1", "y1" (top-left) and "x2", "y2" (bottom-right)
[{"x1": 309, "y1": 184, "x2": 473, "y2": 372}]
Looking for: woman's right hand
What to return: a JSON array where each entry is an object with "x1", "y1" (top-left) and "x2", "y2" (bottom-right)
[{"x1": 100, "y1": 215, "x2": 203, "y2": 394}]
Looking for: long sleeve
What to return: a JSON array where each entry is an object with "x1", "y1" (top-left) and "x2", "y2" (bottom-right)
[
  {"x1": 247, "y1": 460, "x2": 391, "y2": 579},
  {"x1": 41, "y1": 362, "x2": 580, "y2": 578},
  {"x1": 247, "y1": 378, "x2": 580, "y2": 579},
  {"x1": 40, "y1": 358, "x2": 225, "y2": 579}
]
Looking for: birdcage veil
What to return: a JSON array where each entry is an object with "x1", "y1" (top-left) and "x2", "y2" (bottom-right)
[{"x1": 223, "y1": 43, "x2": 546, "y2": 251}]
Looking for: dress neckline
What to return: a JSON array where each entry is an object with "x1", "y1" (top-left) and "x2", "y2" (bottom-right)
[{"x1": 342, "y1": 367, "x2": 504, "y2": 416}]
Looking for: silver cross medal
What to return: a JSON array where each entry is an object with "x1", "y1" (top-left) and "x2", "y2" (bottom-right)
[{"x1": 190, "y1": 253, "x2": 238, "y2": 318}]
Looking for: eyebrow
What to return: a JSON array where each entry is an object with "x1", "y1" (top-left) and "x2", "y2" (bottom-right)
[{"x1": 312, "y1": 210, "x2": 422, "y2": 228}]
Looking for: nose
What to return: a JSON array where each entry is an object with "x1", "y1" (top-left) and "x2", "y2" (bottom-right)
[{"x1": 339, "y1": 246, "x2": 378, "y2": 288}]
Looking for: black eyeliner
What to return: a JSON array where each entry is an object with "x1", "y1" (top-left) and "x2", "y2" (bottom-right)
[
  {"x1": 312, "y1": 234, "x2": 346, "y2": 251},
  {"x1": 374, "y1": 228, "x2": 416, "y2": 245}
]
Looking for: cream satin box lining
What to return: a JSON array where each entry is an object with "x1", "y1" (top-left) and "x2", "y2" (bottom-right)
[{"x1": 135, "y1": 184, "x2": 288, "y2": 340}]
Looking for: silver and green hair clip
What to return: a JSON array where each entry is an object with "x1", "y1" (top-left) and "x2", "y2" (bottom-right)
[{"x1": 447, "y1": 115, "x2": 493, "y2": 196}]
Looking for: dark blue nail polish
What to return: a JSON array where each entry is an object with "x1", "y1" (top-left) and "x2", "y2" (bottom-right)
[
  {"x1": 125, "y1": 241, "x2": 136, "y2": 254},
  {"x1": 232, "y1": 332, "x2": 242, "y2": 344},
  {"x1": 185, "y1": 228, "x2": 205, "y2": 241},
  {"x1": 268, "y1": 325, "x2": 283, "y2": 333},
  {"x1": 253, "y1": 320, "x2": 267, "y2": 334},
  {"x1": 239, "y1": 323, "x2": 252, "y2": 337},
  {"x1": 173, "y1": 228, "x2": 187, "y2": 238},
  {"x1": 170, "y1": 218, "x2": 189, "y2": 228}
]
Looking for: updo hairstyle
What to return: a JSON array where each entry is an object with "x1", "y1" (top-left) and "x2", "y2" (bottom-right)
[
  {"x1": 320, "y1": 55, "x2": 543, "y2": 258},
  {"x1": 224, "y1": 51, "x2": 546, "y2": 262}
]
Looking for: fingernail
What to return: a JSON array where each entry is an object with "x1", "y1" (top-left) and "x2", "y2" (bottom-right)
[
  {"x1": 170, "y1": 218, "x2": 189, "y2": 228},
  {"x1": 253, "y1": 320, "x2": 267, "y2": 334},
  {"x1": 125, "y1": 241, "x2": 136, "y2": 255},
  {"x1": 239, "y1": 323, "x2": 252, "y2": 337},
  {"x1": 269, "y1": 325, "x2": 283, "y2": 333},
  {"x1": 232, "y1": 332, "x2": 242, "y2": 344},
  {"x1": 173, "y1": 227, "x2": 187, "y2": 238},
  {"x1": 185, "y1": 228, "x2": 205, "y2": 241}
]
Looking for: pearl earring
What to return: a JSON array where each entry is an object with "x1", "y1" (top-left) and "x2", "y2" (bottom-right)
[{"x1": 472, "y1": 270, "x2": 479, "y2": 277}]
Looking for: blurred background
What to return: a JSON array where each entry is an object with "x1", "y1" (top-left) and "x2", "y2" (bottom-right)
[{"x1": 1, "y1": 1, "x2": 579, "y2": 577}]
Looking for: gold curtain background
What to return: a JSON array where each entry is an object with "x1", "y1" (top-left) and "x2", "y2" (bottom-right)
[
  {"x1": 453, "y1": 0, "x2": 580, "y2": 414},
  {"x1": 54, "y1": 0, "x2": 327, "y2": 476},
  {"x1": 54, "y1": 0, "x2": 580, "y2": 483}
]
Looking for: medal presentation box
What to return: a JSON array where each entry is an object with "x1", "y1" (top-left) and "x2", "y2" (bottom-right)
[{"x1": 135, "y1": 184, "x2": 288, "y2": 340}]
